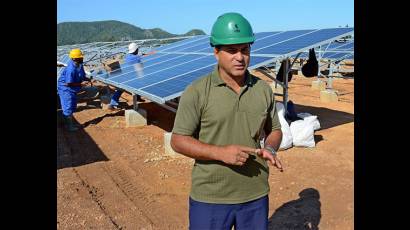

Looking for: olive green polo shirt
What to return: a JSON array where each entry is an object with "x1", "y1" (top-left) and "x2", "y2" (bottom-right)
[{"x1": 172, "y1": 66, "x2": 281, "y2": 204}]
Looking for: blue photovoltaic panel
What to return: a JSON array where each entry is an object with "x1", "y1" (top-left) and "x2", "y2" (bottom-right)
[
  {"x1": 326, "y1": 40, "x2": 354, "y2": 58},
  {"x1": 155, "y1": 35, "x2": 209, "y2": 52},
  {"x1": 111, "y1": 54, "x2": 210, "y2": 85},
  {"x1": 124, "y1": 55, "x2": 215, "y2": 89},
  {"x1": 92, "y1": 28, "x2": 353, "y2": 104},
  {"x1": 177, "y1": 41, "x2": 212, "y2": 53},
  {"x1": 155, "y1": 31, "x2": 305, "y2": 56},
  {"x1": 156, "y1": 32, "x2": 288, "y2": 55},
  {"x1": 140, "y1": 65, "x2": 216, "y2": 99},
  {"x1": 57, "y1": 54, "x2": 70, "y2": 77},
  {"x1": 293, "y1": 39, "x2": 354, "y2": 60},
  {"x1": 160, "y1": 36, "x2": 209, "y2": 52},
  {"x1": 321, "y1": 40, "x2": 353, "y2": 54},
  {"x1": 141, "y1": 53, "x2": 182, "y2": 64},
  {"x1": 58, "y1": 54, "x2": 70, "y2": 65},
  {"x1": 254, "y1": 28, "x2": 353, "y2": 55},
  {"x1": 251, "y1": 30, "x2": 315, "y2": 53},
  {"x1": 330, "y1": 41, "x2": 354, "y2": 51},
  {"x1": 322, "y1": 52, "x2": 352, "y2": 59},
  {"x1": 141, "y1": 56, "x2": 274, "y2": 101},
  {"x1": 343, "y1": 54, "x2": 354, "y2": 60},
  {"x1": 254, "y1": 32, "x2": 282, "y2": 39}
]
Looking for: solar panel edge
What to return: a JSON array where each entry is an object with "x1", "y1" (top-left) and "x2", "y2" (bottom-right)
[{"x1": 91, "y1": 75, "x2": 169, "y2": 104}]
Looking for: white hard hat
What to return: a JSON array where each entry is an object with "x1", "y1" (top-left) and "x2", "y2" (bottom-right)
[{"x1": 128, "y1": 42, "x2": 139, "y2": 53}]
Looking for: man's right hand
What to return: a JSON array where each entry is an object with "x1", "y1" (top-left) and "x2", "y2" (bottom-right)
[{"x1": 219, "y1": 145, "x2": 257, "y2": 166}]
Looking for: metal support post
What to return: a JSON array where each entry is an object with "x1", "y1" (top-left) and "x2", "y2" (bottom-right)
[
  {"x1": 133, "y1": 94, "x2": 139, "y2": 111},
  {"x1": 327, "y1": 64, "x2": 334, "y2": 89},
  {"x1": 327, "y1": 76, "x2": 334, "y2": 89},
  {"x1": 283, "y1": 58, "x2": 289, "y2": 116},
  {"x1": 317, "y1": 46, "x2": 322, "y2": 78},
  {"x1": 274, "y1": 59, "x2": 281, "y2": 88}
]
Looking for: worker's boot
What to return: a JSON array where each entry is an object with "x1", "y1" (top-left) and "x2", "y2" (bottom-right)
[{"x1": 64, "y1": 115, "x2": 80, "y2": 132}]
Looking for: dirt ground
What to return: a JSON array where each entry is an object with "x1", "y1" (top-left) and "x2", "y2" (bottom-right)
[{"x1": 57, "y1": 71, "x2": 354, "y2": 230}]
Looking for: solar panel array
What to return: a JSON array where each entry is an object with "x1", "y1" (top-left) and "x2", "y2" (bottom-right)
[
  {"x1": 90, "y1": 28, "x2": 353, "y2": 104},
  {"x1": 56, "y1": 37, "x2": 190, "y2": 62}
]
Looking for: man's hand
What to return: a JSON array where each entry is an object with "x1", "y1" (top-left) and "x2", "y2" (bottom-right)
[
  {"x1": 219, "y1": 145, "x2": 257, "y2": 166},
  {"x1": 256, "y1": 149, "x2": 283, "y2": 172}
]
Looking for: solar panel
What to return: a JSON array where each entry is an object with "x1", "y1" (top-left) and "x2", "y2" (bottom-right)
[
  {"x1": 57, "y1": 54, "x2": 70, "y2": 77},
  {"x1": 322, "y1": 52, "x2": 354, "y2": 60},
  {"x1": 253, "y1": 28, "x2": 353, "y2": 56},
  {"x1": 330, "y1": 41, "x2": 354, "y2": 51},
  {"x1": 295, "y1": 39, "x2": 354, "y2": 61},
  {"x1": 155, "y1": 35, "x2": 209, "y2": 52},
  {"x1": 91, "y1": 28, "x2": 354, "y2": 104}
]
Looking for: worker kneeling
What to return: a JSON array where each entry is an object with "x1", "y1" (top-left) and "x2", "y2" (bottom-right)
[{"x1": 57, "y1": 49, "x2": 92, "y2": 131}]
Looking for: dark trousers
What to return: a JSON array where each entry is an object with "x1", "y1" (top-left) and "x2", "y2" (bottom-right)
[{"x1": 189, "y1": 195, "x2": 269, "y2": 230}]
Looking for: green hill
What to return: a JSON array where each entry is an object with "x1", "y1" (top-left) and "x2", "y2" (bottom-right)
[
  {"x1": 57, "y1": 20, "x2": 206, "y2": 46},
  {"x1": 184, "y1": 29, "x2": 207, "y2": 36}
]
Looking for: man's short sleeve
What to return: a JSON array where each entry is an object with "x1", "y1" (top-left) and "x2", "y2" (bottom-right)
[{"x1": 172, "y1": 84, "x2": 201, "y2": 136}]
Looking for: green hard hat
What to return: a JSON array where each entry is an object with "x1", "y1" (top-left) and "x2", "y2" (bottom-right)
[{"x1": 210, "y1": 12, "x2": 255, "y2": 47}]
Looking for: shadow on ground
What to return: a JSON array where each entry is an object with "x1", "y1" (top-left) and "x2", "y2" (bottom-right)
[
  {"x1": 269, "y1": 188, "x2": 321, "y2": 230},
  {"x1": 293, "y1": 104, "x2": 353, "y2": 130},
  {"x1": 57, "y1": 113, "x2": 109, "y2": 170},
  {"x1": 314, "y1": 134, "x2": 324, "y2": 144},
  {"x1": 81, "y1": 109, "x2": 125, "y2": 128},
  {"x1": 138, "y1": 102, "x2": 176, "y2": 132}
]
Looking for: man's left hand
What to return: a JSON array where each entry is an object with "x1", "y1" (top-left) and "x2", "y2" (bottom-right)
[{"x1": 256, "y1": 149, "x2": 283, "y2": 172}]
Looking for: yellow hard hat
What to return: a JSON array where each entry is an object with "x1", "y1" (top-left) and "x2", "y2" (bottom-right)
[{"x1": 69, "y1": 49, "x2": 84, "y2": 59}]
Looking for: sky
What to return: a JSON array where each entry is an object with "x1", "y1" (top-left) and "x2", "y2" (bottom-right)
[{"x1": 57, "y1": 0, "x2": 354, "y2": 35}]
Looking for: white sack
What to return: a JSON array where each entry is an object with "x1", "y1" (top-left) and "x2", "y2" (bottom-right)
[{"x1": 290, "y1": 119, "x2": 315, "y2": 147}]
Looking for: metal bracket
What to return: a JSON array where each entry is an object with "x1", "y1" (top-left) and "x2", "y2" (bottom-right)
[{"x1": 158, "y1": 103, "x2": 177, "y2": 113}]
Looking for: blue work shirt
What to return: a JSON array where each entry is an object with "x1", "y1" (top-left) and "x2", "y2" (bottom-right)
[
  {"x1": 124, "y1": 53, "x2": 142, "y2": 64},
  {"x1": 57, "y1": 60, "x2": 87, "y2": 93}
]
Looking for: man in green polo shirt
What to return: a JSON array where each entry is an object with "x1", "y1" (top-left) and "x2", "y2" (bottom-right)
[{"x1": 171, "y1": 12, "x2": 283, "y2": 230}]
